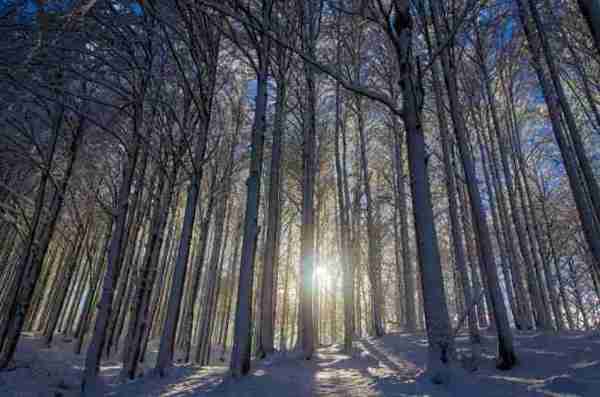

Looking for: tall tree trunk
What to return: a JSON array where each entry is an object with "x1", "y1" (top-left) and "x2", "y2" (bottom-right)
[
  {"x1": 182, "y1": 167, "x2": 218, "y2": 362},
  {"x1": 220, "y1": 220, "x2": 242, "y2": 361},
  {"x1": 515, "y1": 0, "x2": 600, "y2": 275},
  {"x1": 389, "y1": 2, "x2": 455, "y2": 382},
  {"x1": 257, "y1": 76, "x2": 286, "y2": 358},
  {"x1": 568, "y1": 258, "x2": 590, "y2": 329},
  {"x1": 1, "y1": 114, "x2": 84, "y2": 368},
  {"x1": 75, "y1": 224, "x2": 110, "y2": 355},
  {"x1": 120, "y1": 165, "x2": 175, "y2": 380},
  {"x1": 538, "y1": 175, "x2": 576, "y2": 329},
  {"x1": 229, "y1": 20, "x2": 270, "y2": 374},
  {"x1": 428, "y1": 0, "x2": 516, "y2": 368},
  {"x1": 297, "y1": 0, "x2": 319, "y2": 361},
  {"x1": 43, "y1": 222, "x2": 88, "y2": 346},
  {"x1": 81, "y1": 118, "x2": 142, "y2": 393},
  {"x1": 478, "y1": 110, "x2": 520, "y2": 327},
  {"x1": 528, "y1": 0, "x2": 600, "y2": 229},
  {"x1": 395, "y1": 128, "x2": 415, "y2": 333},
  {"x1": 421, "y1": 17, "x2": 480, "y2": 358},
  {"x1": 355, "y1": 98, "x2": 385, "y2": 337},
  {"x1": 155, "y1": 108, "x2": 213, "y2": 376},
  {"x1": 334, "y1": 80, "x2": 354, "y2": 352},
  {"x1": 196, "y1": 150, "x2": 235, "y2": 364},
  {"x1": 104, "y1": 146, "x2": 151, "y2": 359},
  {"x1": 279, "y1": 228, "x2": 292, "y2": 352},
  {"x1": 196, "y1": 192, "x2": 230, "y2": 365}
]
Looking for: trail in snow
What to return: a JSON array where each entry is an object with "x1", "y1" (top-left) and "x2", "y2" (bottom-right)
[
  {"x1": 1, "y1": 330, "x2": 599, "y2": 396},
  {"x1": 108, "y1": 338, "x2": 423, "y2": 397}
]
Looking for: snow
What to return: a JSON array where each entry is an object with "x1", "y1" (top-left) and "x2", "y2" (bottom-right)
[
  {"x1": 2, "y1": 330, "x2": 600, "y2": 396},
  {"x1": 0, "y1": 333, "x2": 88, "y2": 396}
]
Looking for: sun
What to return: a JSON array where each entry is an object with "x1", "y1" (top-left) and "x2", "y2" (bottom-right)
[{"x1": 314, "y1": 264, "x2": 332, "y2": 285}]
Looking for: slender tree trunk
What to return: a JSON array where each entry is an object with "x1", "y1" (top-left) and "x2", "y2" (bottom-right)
[
  {"x1": 351, "y1": 184, "x2": 362, "y2": 338},
  {"x1": 104, "y1": 151, "x2": 150, "y2": 359},
  {"x1": 229, "y1": 24, "x2": 270, "y2": 374},
  {"x1": 388, "y1": 115, "x2": 415, "y2": 333},
  {"x1": 528, "y1": 0, "x2": 600, "y2": 230},
  {"x1": 257, "y1": 76, "x2": 286, "y2": 358},
  {"x1": 1, "y1": 115, "x2": 83, "y2": 368},
  {"x1": 428, "y1": 0, "x2": 516, "y2": 368},
  {"x1": 81, "y1": 119, "x2": 141, "y2": 393},
  {"x1": 155, "y1": 15, "x2": 219, "y2": 371},
  {"x1": 516, "y1": 0, "x2": 600, "y2": 275},
  {"x1": 155, "y1": 124, "x2": 211, "y2": 375},
  {"x1": 297, "y1": 0, "x2": 319, "y2": 361},
  {"x1": 389, "y1": 2, "x2": 455, "y2": 382},
  {"x1": 422, "y1": 21, "x2": 480, "y2": 358},
  {"x1": 513, "y1": 150, "x2": 562, "y2": 330},
  {"x1": 478, "y1": 110, "x2": 520, "y2": 327},
  {"x1": 334, "y1": 81, "x2": 354, "y2": 352},
  {"x1": 27, "y1": 243, "x2": 59, "y2": 332},
  {"x1": 0, "y1": 90, "x2": 63, "y2": 353},
  {"x1": 75, "y1": 224, "x2": 110, "y2": 355},
  {"x1": 182, "y1": 168, "x2": 218, "y2": 362},
  {"x1": 475, "y1": 26, "x2": 535, "y2": 330},
  {"x1": 220, "y1": 220, "x2": 242, "y2": 361},
  {"x1": 568, "y1": 258, "x2": 590, "y2": 329},
  {"x1": 196, "y1": 174, "x2": 232, "y2": 364},
  {"x1": 538, "y1": 179, "x2": 576, "y2": 329},
  {"x1": 120, "y1": 166, "x2": 175, "y2": 380},
  {"x1": 279, "y1": 228, "x2": 291, "y2": 352},
  {"x1": 43, "y1": 223, "x2": 88, "y2": 346},
  {"x1": 355, "y1": 98, "x2": 385, "y2": 337},
  {"x1": 63, "y1": 252, "x2": 91, "y2": 337}
]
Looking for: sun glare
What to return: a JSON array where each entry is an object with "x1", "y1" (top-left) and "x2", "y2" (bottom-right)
[{"x1": 314, "y1": 265, "x2": 332, "y2": 284}]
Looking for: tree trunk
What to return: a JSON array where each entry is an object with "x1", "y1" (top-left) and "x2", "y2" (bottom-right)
[
  {"x1": 75, "y1": 224, "x2": 110, "y2": 355},
  {"x1": 422, "y1": 17, "x2": 480, "y2": 358},
  {"x1": 181, "y1": 167, "x2": 219, "y2": 362},
  {"x1": 515, "y1": 0, "x2": 600, "y2": 276},
  {"x1": 334, "y1": 80, "x2": 354, "y2": 352},
  {"x1": 229, "y1": 29, "x2": 270, "y2": 375},
  {"x1": 81, "y1": 120, "x2": 141, "y2": 393},
  {"x1": 257, "y1": 76, "x2": 286, "y2": 358},
  {"x1": 196, "y1": 170, "x2": 232, "y2": 365},
  {"x1": 279, "y1": 228, "x2": 292, "y2": 352},
  {"x1": 155, "y1": 121, "x2": 211, "y2": 375},
  {"x1": 43, "y1": 223, "x2": 88, "y2": 346},
  {"x1": 428, "y1": 0, "x2": 517, "y2": 369},
  {"x1": 389, "y1": 2, "x2": 455, "y2": 382},
  {"x1": 1, "y1": 114, "x2": 83, "y2": 368},
  {"x1": 538, "y1": 176, "x2": 576, "y2": 329},
  {"x1": 120, "y1": 166, "x2": 175, "y2": 380},
  {"x1": 355, "y1": 98, "x2": 385, "y2": 337}
]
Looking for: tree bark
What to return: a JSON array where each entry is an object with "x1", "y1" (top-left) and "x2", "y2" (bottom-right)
[
  {"x1": 516, "y1": 0, "x2": 600, "y2": 276},
  {"x1": 229, "y1": 18, "x2": 270, "y2": 374},
  {"x1": 1, "y1": 113, "x2": 84, "y2": 368},
  {"x1": 257, "y1": 73, "x2": 286, "y2": 358},
  {"x1": 388, "y1": 2, "x2": 455, "y2": 382},
  {"x1": 428, "y1": 0, "x2": 517, "y2": 368},
  {"x1": 81, "y1": 116, "x2": 142, "y2": 393},
  {"x1": 421, "y1": 17, "x2": 480, "y2": 357}
]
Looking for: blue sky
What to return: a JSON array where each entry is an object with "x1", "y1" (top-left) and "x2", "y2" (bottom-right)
[{"x1": 0, "y1": 0, "x2": 143, "y2": 20}]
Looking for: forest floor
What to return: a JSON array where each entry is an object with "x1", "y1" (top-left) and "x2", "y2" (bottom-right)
[{"x1": 1, "y1": 329, "x2": 599, "y2": 396}]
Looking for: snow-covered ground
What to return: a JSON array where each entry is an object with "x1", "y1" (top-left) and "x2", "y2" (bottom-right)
[{"x1": 2, "y1": 330, "x2": 599, "y2": 396}]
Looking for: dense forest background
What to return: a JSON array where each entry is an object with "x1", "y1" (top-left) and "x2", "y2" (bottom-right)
[{"x1": 0, "y1": 0, "x2": 599, "y2": 395}]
